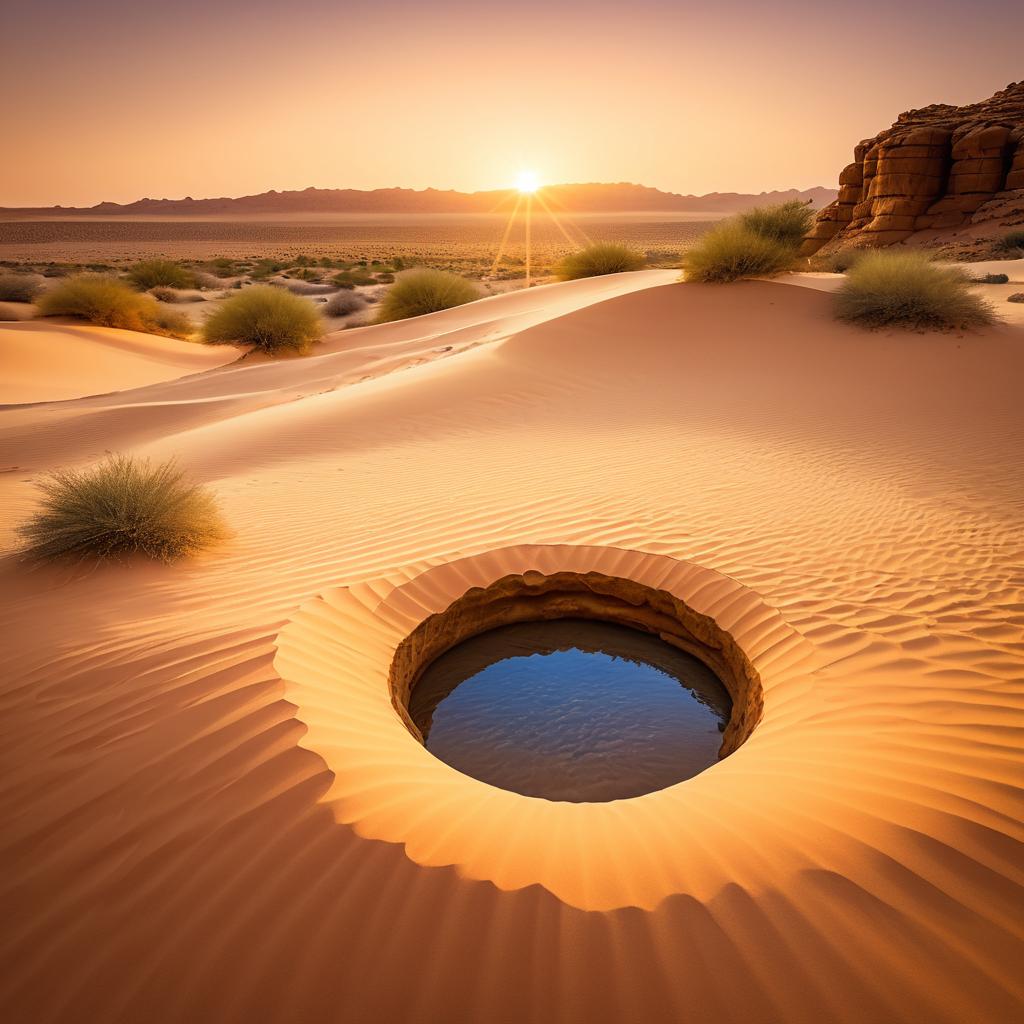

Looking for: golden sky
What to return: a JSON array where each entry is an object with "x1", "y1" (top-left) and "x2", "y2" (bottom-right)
[{"x1": 3, "y1": 0, "x2": 1022, "y2": 206}]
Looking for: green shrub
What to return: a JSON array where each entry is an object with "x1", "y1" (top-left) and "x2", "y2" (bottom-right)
[
  {"x1": 127, "y1": 260, "x2": 197, "y2": 290},
  {"x1": 18, "y1": 455, "x2": 225, "y2": 563},
  {"x1": 555, "y1": 242, "x2": 645, "y2": 281},
  {"x1": 994, "y1": 230, "x2": 1024, "y2": 254},
  {"x1": 325, "y1": 291, "x2": 367, "y2": 317},
  {"x1": 202, "y1": 284, "x2": 322, "y2": 353},
  {"x1": 333, "y1": 270, "x2": 376, "y2": 288},
  {"x1": 0, "y1": 273, "x2": 43, "y2": 303},
  {"x1": 738, "y1": 200, "x2": 815, "y2": 246},
  {"x1": 681, "y1": 222, "x2": 797, "y2": 283},
  {"x1": 835, "y1": 250, "x2": 995, "y2": 330},
  {"x1": 37, "y1": 274, "x2": 191, "y2": 337},
  {"x1": 375, "y1": 269, "x2": 479, "y2": 323}
]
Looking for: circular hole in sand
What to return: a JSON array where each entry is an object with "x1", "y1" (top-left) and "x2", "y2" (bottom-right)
[
  {"x1": 389, "y1": 570, "x2": 763, "y2": 802},
  {"x1": 410, "y1": 618, "x2": 731, "y2": 801}
]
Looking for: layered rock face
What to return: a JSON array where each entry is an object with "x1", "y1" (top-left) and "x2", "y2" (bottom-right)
[{"x1": 803, "y1": 81, "x2": 1024, "y2": 254}]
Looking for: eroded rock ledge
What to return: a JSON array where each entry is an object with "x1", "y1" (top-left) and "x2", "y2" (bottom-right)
[
  {"x1": 803, "y1": 81, "x2": 1024, "y2": 254},
  {"x1": 388, "y1": 570, "x2": 763, "y2": 758}
]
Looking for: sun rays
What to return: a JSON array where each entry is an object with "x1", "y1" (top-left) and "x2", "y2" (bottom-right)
[{"x1": 487, "y1": 174, "x2": 592, "y2": 286}]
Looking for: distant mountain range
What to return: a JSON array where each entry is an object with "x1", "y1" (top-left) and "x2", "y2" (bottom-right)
[{"x1": 0, "y1": 183, "x2": 837, "y2": 218}]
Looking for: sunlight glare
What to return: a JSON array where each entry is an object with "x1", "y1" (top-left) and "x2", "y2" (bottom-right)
[{"x1": 516, "y1": 170, "x2": 540, "y2": 194}]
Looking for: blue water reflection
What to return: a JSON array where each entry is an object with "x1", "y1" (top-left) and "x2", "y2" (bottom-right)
[{"x1": 410, "y1": 619, "x2": 731, "y2": 802}]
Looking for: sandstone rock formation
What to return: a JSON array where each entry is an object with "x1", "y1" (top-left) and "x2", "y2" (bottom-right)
[{"x1": 803, "y1": 81, "x2": 1024, "y2": 255}]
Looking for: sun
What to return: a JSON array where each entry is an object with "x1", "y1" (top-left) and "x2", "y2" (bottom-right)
[{"x1": 516, "y1": 170, "x2": 540, "y2": 194}]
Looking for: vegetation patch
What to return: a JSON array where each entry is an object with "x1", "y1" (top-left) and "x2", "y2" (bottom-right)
[
  {"x1": 376, "y1": 269, "x2": 479, "y2": 323},
  {"x1": 994, "y1": 230, "x2": 1024, "y2": 254},
  {"x1": 0, "y1": 273, "x2": 43, "y2": 303},
  {"x1": 835, "y1": 251, "x2": 995, "y2": 330},
  {"x1": 203, "y1": 284, "x2": 322, "y2": 354},
  {"x1": 127, "y1": 259, "x2": 198, "y2": 290},
  {"x1": 18, "y1": 455, "x2": 225, "y2": 564},
  {"x1": 37, "y1": 274, "x2": 192, "y2": 337},
  {"x1": 325, "y1": 291, "x2": 367, "y2": 317},
  {"x1": 555, "y1": 242, "x2": 646, "y2": 280},
  {"x1": 738, "y1": 200, "x2": 815, "y2": 247},
  {"x1": 681, "y1": 221, "x2": 797, "y2": 283}
]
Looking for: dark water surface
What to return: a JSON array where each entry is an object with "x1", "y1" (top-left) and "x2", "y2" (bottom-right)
[{"x1": 410, "y1": 619, "x2": 731, "y2": 802}]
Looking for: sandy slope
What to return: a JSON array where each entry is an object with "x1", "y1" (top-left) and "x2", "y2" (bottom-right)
[
  {"x1": 0, "y1": 271, "x2": 1022, "y2": 1023},
  {"x1": 0, "y1": 321, "x2": 242, "y2": 404}
]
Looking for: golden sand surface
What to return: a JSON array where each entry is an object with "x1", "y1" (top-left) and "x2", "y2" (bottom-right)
[{"x1": 1, "y1": 271, "x2": 1022, "y2": 1022}]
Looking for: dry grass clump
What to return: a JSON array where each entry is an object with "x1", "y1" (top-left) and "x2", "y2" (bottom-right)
[
  {"x1": 151, "y1": 286, "x2": 206, "y2": 303},
  {"x1": 203, "y1": 284, "x2": 322, "y2": 353},
  {"x1": 0, "y1": 273, "x2": 43, "y2": 303},
  {"x1": 127, "y1": 260, "x2": 198, "y2": 290},
  {"x1": 555, "y1": 242, "x2": 646, "y2": 281},
  {"x1": 835, "y1": 250, "x2": 995, "y2": 330},
  {"x1": 738, "y1": 200, "x2": 815, "y2": 247},
  {"x1": 325, "y1": 291, "x2": 367, "y2": 317},
  {"x1": 18, "y1": 455, "x2": 225, "y2": 564},
  {"x1": 994, "y1": 229, "x2": 1024, "y2": 255},
  {"x1": 277, "y1": 280, "x2": 336, "y2": 296},
  {"x1": 376, "y1": 269, "x2": 479, "y2": 323},
  {"x1": 37, "y1": 274, "x2": 192, "y2": 338},
  {"x1": 682, "y1": 221, "x2": 797, "y2": 283}
]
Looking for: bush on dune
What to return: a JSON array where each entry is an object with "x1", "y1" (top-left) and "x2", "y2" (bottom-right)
[
  {"x1": 0, "y1": 273, "x2": 43, "y2": 303},
  {"x1": 18, "y1": 455, "x2": 225, "y2": 564},
  {"x1": 37, "y1": 274, "x2": 192, "y2": 337},
  {"x1": 375, "y1": 269, "x2": 479, "y2": 323},
  {"x1": 555, "y1": 242, "x2": 646, "y2": 281},
  {"x1": 835, "y1": 250, "x2": 995, "y2": 330},
  {"x1": 127, "y1": 259, "x2": 198, "y2": 290},
  {"x1": 738, "y1": 200, "x2": 815, "y2": 247},
  {"x1": 202, "y1": 284, "x2": 322, "y2": 353},
  {"x1": 325, "y1": 290, "x2": 367, "y2": 317},
  {"x1": 681, "y1": 221, "x2": 797, "y2": 283}
]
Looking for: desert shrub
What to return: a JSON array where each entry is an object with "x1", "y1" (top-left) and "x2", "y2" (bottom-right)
[
  {"x1": 681, "y1": 222, "x2": 797, "y2": 282},
  {"x1": 835, "y1": 250, "x2": 995, "y2": 330},
  {"x1": 0, "y1": 273, "x2": 43, "y2": 303},
  {"x1": 375, "y1": 269, "x2": 479, "y2": 323},
  {"x1": 976, "y1": 273, "x2": 1009, "y2": 284},
  {"x1": 325, "y1": 291, "x2": 367, "y2": 317},
  {"x1": 151, "y1": 286, "x2": 206, "y2": 304},
  {"x1": 555, "y1": 242, "x2": 645, "y2": 281},
  {"x1": 153, "y1": 308, "x2": 193, "y2": 337},
  {"x1": 375, "y1": 272, "x2": 396, "y2": 283},
  {"x1": 37, "y1": 274, "x2": 191, "y2": 337},
  {"x1": 994, "y1": 230, "x2": 1024, "y2": 254},
  {"x1": 203, "y1": 284, "x2": 322, "y2": 353},
  {"x1": 278, "y1": 280, "x2": 335, "y2": 296},
  {"x1": 206, "y1": 258, "x2": 237, "y2": 278},
  {"x1": 738, "y1": 200, "x2": 815, "y2": 246},
  {"x1": 18, "y1": 455, "x2": 225, "y2": 563},
  {"x1": 127, "y1": 259, "x2": 197, "y2": 290},
  {"x1": 333, "y1": 270, "x2": 377, "y2": 288},
  {"x1": 1007, "y1": 293, "x2": 1024, "y2": 303}
]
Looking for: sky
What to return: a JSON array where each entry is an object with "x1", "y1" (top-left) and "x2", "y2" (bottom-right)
[{"x1": 2, "y1": 0, "x2": 1022, "y2": 206}]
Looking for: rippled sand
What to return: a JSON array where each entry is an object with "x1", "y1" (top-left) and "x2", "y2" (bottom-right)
[{"x1": 1, "y1": 270, "x2": 1022, "y2": 1022}]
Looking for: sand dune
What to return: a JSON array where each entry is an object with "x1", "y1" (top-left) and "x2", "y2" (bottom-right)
[
  {"x1": 1, "y1": 271, "x2": 1022, "y2": 1022},
  {"x1": 0, "y1": 321, "x2": 242, "y2": 405}
]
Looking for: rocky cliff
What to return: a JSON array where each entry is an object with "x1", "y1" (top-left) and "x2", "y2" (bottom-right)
[{"x1": 803, "y1": 81, "x2": 1024, "y2": 255}]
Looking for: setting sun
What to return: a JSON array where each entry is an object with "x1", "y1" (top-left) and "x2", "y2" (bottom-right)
[{"x1": 516, "y1": 170, "x2": 540, "y2": 194}]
